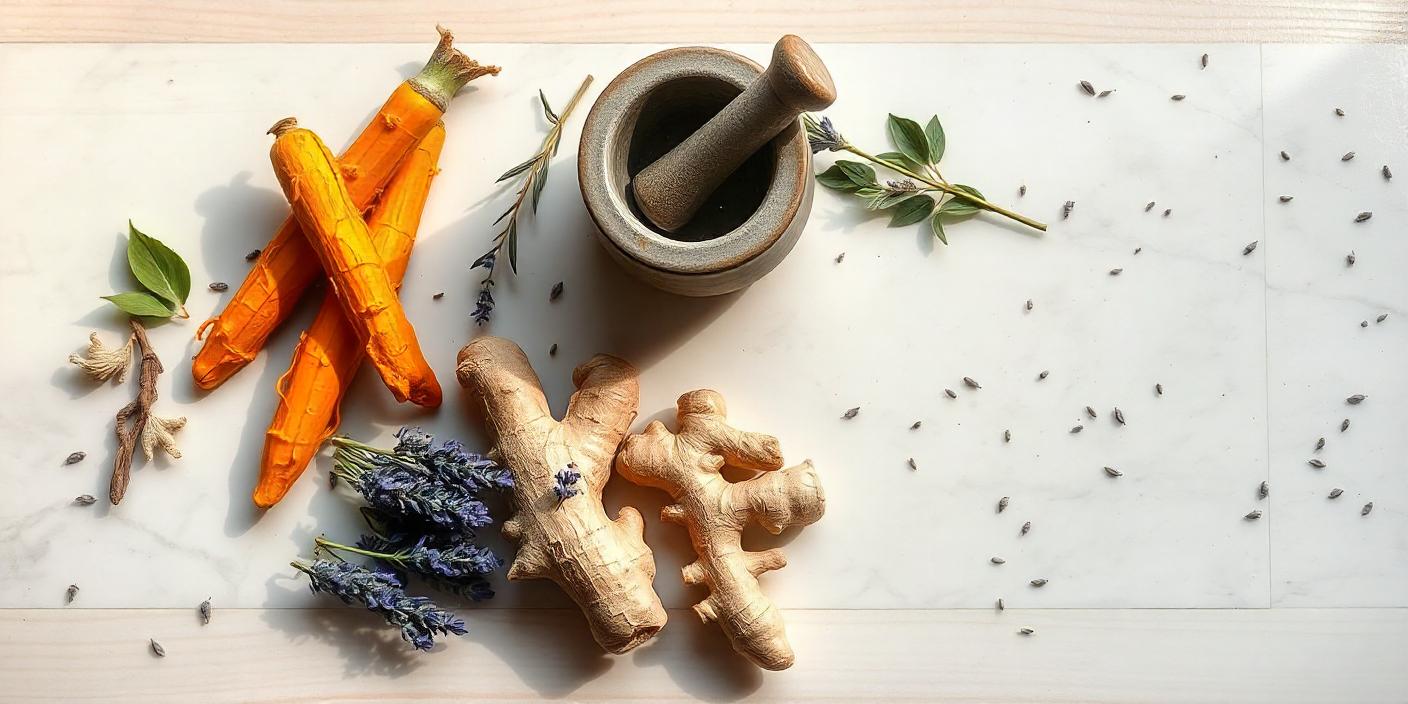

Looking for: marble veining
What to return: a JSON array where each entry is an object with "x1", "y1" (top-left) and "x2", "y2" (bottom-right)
[{"x1": 0, "y1": 43, "x2": 1402, "y2": 609}]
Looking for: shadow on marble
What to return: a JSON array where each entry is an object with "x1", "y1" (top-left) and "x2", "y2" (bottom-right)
[{"x1": 631, "y1": 611, "x2": 765, "y2": 702}]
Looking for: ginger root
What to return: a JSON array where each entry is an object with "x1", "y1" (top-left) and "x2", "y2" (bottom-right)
[
  {"x1": 455, "y1": 336, "x2": 665, "y2": 653},
  {"x1": 616, "y1": 389, "x2": 825, "y2": 670}
]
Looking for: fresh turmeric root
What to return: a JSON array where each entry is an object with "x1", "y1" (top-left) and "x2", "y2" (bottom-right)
[
  {"x1": 255, "y1": 124, "x2": 446, "y2": 509},
  {"x1": 455, "y1": 336, "x2": 666, "y2": 653},
  {"x1": 615, "y1": 390, "x2": 825, "y2": 670},
  {"x1": 269, "y1": 119, "x2": 440, "y2": 407},
  {"x1": 193, "y1": 26, "x2": 497, "y2": 390}
]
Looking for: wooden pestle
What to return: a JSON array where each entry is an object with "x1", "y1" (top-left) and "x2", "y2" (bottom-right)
[{"x1": 631, "y1": 35, "x2": 836, "y2": 233}]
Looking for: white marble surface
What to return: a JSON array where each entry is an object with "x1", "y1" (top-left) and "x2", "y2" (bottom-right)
[{"x1": 0, "y1": 43, "x2": 1402, "y2": 612}]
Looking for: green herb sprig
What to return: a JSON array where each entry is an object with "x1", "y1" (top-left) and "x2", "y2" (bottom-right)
[
  {"x1": 103, "y1": 221, "x2": 192, "y2": 319},
  {"x1": 806, "y1": 114, "x2": 1046, "y2": 243},
  {"x1": 472, "y1": 75, "x2": 594, "y2": 324}
]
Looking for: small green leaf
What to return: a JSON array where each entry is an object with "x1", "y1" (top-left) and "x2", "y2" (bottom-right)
[
  {"x1": 930, "y1": 213, "x2": 949, "y2": 244},
  {"x1": 539, "y1": 89, "x2": 559, "y2": 124},
  {"x1": 940, "y1": 184, "x2": 986, "y2": 216},
  {"x1": 126, "y1": 221, "x2": 190, "y2": 310},
  {"x1": 506, "y1": 219, "x2": 519, "y2": 274},
  {"x1": 854, "y1": 186, "x2": 885, "y2": 200},
  {"x1": 886, "y1": 114, "x2": 930, "y2": 166},
  {"x1": 102, "y1": 291, "x2": 175, "y2": 318},
  {"x1": 872, "y1": 190, "x2": 923, "y2": 210},
  {"x1": 496, "y1": 155, "x2": 540, "y2": 183},
  {"x1": 924, "y1": 116, "x2": 946, "y2": 163},
  {"x1": 836, "y1": 160, "x2": 877, "y2": 187},
  {"x1": 531, "y1": 157, "x2": 550, "y2": 212},
  {"x1": 889, "y1": 195, "x2": 935, "y2": 227},
  {"x1": 816, "y1": 165, "x2": 860, "y2": 191},
  {"x1": 875, "y1": 151, "x2": 924, "y2": 173}
]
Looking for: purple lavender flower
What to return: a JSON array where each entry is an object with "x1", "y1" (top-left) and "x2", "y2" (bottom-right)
[
  {"x1": 472, "y1": 281, "x2": 495, "y2": 325},
  {"x1": 332, "y1": 441, "x2": 493, "y2": 535},
  {"x1": 554, "y1": 465, "x2": 582, "y2": 502},
  {"x1": 293, "y1": 559, "x2": 466, "y2": 651},
  {"x1": 805, "y1": 115, "x2": 846, "y2": 154}
]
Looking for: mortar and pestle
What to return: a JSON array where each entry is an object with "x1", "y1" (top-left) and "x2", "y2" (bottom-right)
[{"x1": 578, "y1": 36, "x2": 836, "y2": 296}]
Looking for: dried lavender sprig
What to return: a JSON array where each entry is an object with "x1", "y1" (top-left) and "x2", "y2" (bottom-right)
[
  {"x1": 318, "y1": 536, "x2": 503, "y2": 581},
  {"x1": 554, "y1": 465, "x2": 582, "y2": 502},
  {"x1": 292, "y1": 559, "x2": 466, "y2": 651},
  {"x1": 330, "y1": 439, "x2": 493, "y2": 535}
]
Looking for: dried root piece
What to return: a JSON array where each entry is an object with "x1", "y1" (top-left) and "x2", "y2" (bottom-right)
[
  {"x1": 140, "y1": 415, "x2": 186, "y2": 460},
  {"x1": 455, "y1": 336, "x2": 665, "y2": 653},
  {"x1": 69, "y1": 331, "x2": 134, "y2": 383},
  {"x1": 616, "y1": 390, "x2": 825, "y2": 670}
]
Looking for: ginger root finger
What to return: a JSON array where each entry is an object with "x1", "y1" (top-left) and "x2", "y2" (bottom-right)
[
  {"x1": 456, "y1": 336, "x2": 665, "y2": 653},
  {"x1": 616, "y1": 389, "x2": 825, "y2": 670}
]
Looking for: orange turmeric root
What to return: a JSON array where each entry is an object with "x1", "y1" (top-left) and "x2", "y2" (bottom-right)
[
  {"x1": 268, "y1": 119, "x2": 440, "y2": 407},
  {"x1": 193, "y1": 27, "x2": 496, "y2": 391},
  {"x1": 255, "y1": 124, "x2": 446, "y2": 509}
]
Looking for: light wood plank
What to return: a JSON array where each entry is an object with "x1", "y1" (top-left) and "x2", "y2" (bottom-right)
[
  {"x1": 1, "y1": 608, "x2": 1403, "y2": 701},
  {"x1": 1, "y1": 0, "x2": 1406, "y2": 43}
]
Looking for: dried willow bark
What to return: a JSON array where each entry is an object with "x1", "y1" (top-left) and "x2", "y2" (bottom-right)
[{"x1": 111, "y1": 319, "x2": 162, "y2": 504}]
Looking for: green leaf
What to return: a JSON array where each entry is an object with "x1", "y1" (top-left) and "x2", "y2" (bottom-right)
[
  {"x1": 836, "y1": 160, "x2": 878, "y2": 187},
  {"x1": 939, "y1": 184, "x2": 985, "y2": 216},
  {"x1": 872, "y1": 190, "x2": 924, "y2": 210},
  {"x1": 924, "y1": 116, "x2": 946, "y2": 163},
  {"x1": 102, "y1": 291, "x2": 175, "y2": 318},
  {"x1": 854, "y1": 186, "x2": 885, "y2": 200},
  {"x1": 539, "y1": 89, "x2": 559, "y2": 124},
  {"x1": 816, "y1": 165, "x2": 861, "y2": 191},
  {"x1": 889, "y1": 195, "x2": 935, "y2": 227},
  {"x1": 875, "y1": 151, "x2": 924, "y2": 173},
  {"x1": 506, "y1": 219, "x2": 519, "y2": 274},
  {"x1": 930, "y1": 213, "x2": 949, "y2": 244},
  {"x1": 126, "y1": 221, "x2": 190, "y2": 310},
  {"x1": 886, "y1": 114, "x2": 930, "y2": 166},
  {"x1": 531, "y1": 157, "x2": 550, "y2": 212},
  {"x1": 496, "y1": 154, "x2": 540, "y2": 183}
]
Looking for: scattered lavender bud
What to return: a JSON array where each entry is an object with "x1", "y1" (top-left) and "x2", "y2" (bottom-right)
[
  {"x1": 73, "y1": 495, "x2": 96, "y2": 506},
  {"x1": 1030, "y1": 579, "x2": 1048, "y2": 587},
  {"x1": 1315, "y1": 437, "x2": 1325, "y2": 451},
  {"x1": 1019, "y1": 184, "x2": 1027, "y2": 197},
  {"x1": 1243, "y1": 241, "x2": 1258, "y2": 255},
  {"x1": 1376, "y1": 313, "x2": 1388, "y2": 323},
  {"x1": 991, "y1": 556, "x2": 1006, "y2": 565},
  {"x1": 1109, "y1": 268, "x2": 1123, "y2": 276},
  {"x1": 1070, "y1": 425, "x2": 1084, "y2": 433},
  {"x1": 1062, "y1": 201, "x2": 1075, "y2": 219},
  {"x1": 549, "y1": 281, "x2": 564, "y2": 301},
  {"x1": 1334, "y1": 107, "x2": 1345, "y2": 117},
  {"x1": 1171, "y1": 94, "x2": 1186, "y2": 101},
  {"x1": 1346, "y1": 251, "x2": 1356, "y2": 266},
  {"x1": 1039, "y1": 370, "x2": 1049, "y2": 380},
  {"x1": 1113, "y1": 407, "x2": 1126, "y2": 425},
  {"x1": 1085, "y1": 406, "x2": 1097, "y2": 419},
  {"x1": 64, "y1": 451, "x2": 86, "y2": 465},
  {"x1": 945, "y1": 389, "x2": 958, "y2": 399},
  {"x1": 1021, "y1": 521, "x2": 1031, "y2": 536},
  {"x1": 835, "y1": 252, "x2": 845, "y2": 263},
  {"x1": 1361, "y1": 502, "x2": 1373, "y2": 516},
  {"x1": 1163, "y1": 209, "x2": 1172, "y2": 217},
  {"x1": 1259, "y1": 481, "x2": 1269, "y2": 499},
  {"x1": 998, "y1": 497, "x2": 1010, "y2": 513},
  {"x1": 209, "y1": 282, "x2": 229, "y2": 292},
  {"x1": 1156, "y1": 383, "x2": 1164, "y2": 396},
  {"x1": 1329, "y1": 488, "x2": 1343, "y2": 499},
  {"x1": 1019, "y1": 627, "x2": 1035, "y2": 636},
  {"x1": 1134, "y1": 247, "x2": 1142, "y2": 254},
  {"x1": 1004, "y1": 429, "x2": 1012, "y2": 443},
  {"x1": 1025, "y1": 299, "x2": 1034, "y2": 311},
  {"x1": 963, "y1": 377, "x2": 981, "y2": 389},
  {"x1": 911, "y1": 420, "x2": 922, "y2": 430},
  {"x1": 1354, "y1": 211, "x2": 1372, "y2": 223},
  {"x1": 1341, "y1": 418, "x2": 1350, "y2": 432},
  {"x1": 1341, "y1": 151, "x2": 1355, "y2": 161},
  {"x1": 432, "y1": 292, "x2": 445, "y2": 300},
  {"x1": 1201, "y1": 53, "x2": 1209, "y2": 68},
  {"x1": 841, "y1": 407, "x2": 860, "y2": 420},
  {"x1": 1098, "y1": 89, "x2": 1115, "y2": 98},
  {"x1": 150, "y1": 639, "x2": 166, "y2": 657},
  {"x1": 553, "y1": 465, "x2": 582, "y2": 502},
  {"x1": 1360, "y1": 320, "x2": 1369, "y2": 328},
  {"x1": 1104, "y1": 466, "x2": 1122, "y2": 477},
  {"x1": 1383, "y1": 165, "x2": 1392, "y2": 180},
  {"x1": 199, "y1": 598, "x2": 211, "y2": 625},
  {"x1": 245, "y1": 249, "x2": 261, "y2": 261},
  {"x1": 1244, "y1": 510, "x2": 1262, "y2": 520},
  {"x1": 1279, "y1": 195, "x2": 1293, "y2": 202},
  {"x1": 66, "y1": 584, "x2": 78, "y2": 604},
  {"x1": 1079, "y1": 80, "x2": 1096, "y2": 96},
  {"x1": 1280, "y1": 151, "x2": 1290, "y2": 161},
  {"x1": 997, "y1": 598, "x2": 1005, "y2": 611},
  {"x1": 548, "y1": 343, "x2": 558, "y2": 357},
  {"x1": 1346, "y1": 394, "x2": 1367, "y2": 405},
  {"x1": 907, "y1": 457, "x2": 918, "y2": 471},
  {"x1": 1309, "y1": 459, "x2": 1326, "y2": 469},
  {"x1": 1145, "y1": 201, "x2": 1156, "y2": 212}
]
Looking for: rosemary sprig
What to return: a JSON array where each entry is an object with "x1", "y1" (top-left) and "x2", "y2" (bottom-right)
[
  {"x1": 805, "y1": 114, "x2": 1046, "y2": 243},
  {"x1": 472, "y1": 75, "x2": 594, "y2": 324}
]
